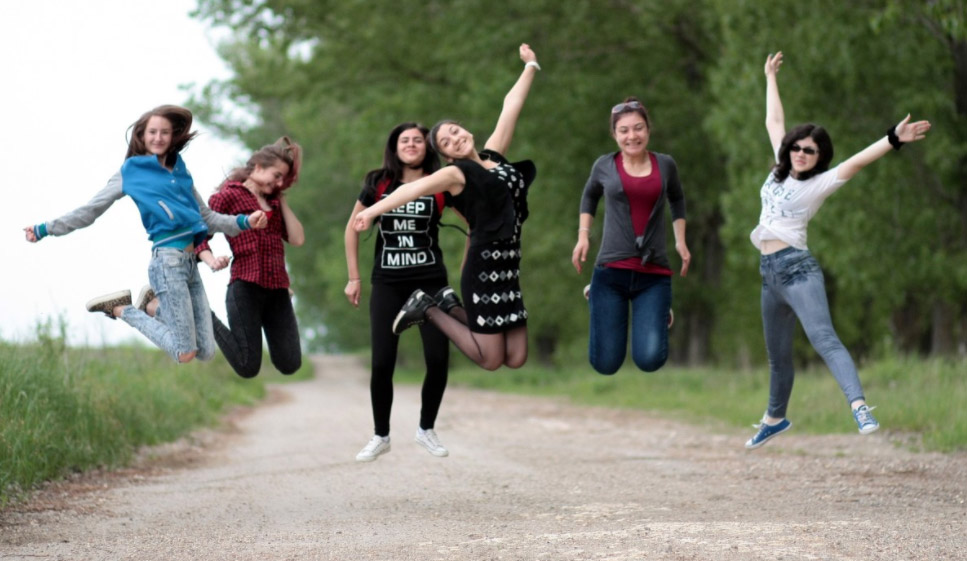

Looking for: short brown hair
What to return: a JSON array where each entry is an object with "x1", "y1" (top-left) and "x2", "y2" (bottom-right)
[{"x1": 610, "y1": 96, "x2": 651, "y2": 133}]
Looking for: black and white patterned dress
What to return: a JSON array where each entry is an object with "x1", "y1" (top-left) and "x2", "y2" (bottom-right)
[{"x1": 452, "y1": 150, "x2": 535, "y2": 334}]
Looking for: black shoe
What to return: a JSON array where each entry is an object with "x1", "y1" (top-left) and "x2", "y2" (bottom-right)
[
  {"x1": 434, "y1": 286, "x2": 462, "y2": 314},
  {"x1": 392, "y1": 290, "x2": 435, "y2": 335}
]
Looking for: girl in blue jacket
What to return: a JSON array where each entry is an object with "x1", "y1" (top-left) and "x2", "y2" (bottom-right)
[{"x1": 24, "y1": 105, "x2": 267, "y2": 363}]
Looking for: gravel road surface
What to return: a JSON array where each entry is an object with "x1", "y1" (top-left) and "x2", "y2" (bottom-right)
[{"x1": 2, "y1": 354, "x2": 965, "y2": 560}]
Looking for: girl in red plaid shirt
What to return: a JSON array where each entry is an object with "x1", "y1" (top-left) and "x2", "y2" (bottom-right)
[{"x1": 146, "y1": 137, "x2": 305, "y2": 377}]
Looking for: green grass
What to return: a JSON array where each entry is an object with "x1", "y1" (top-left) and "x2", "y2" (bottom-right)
[
  {"x1": 398, "y1": 354, "x2": 967, "y2": 453},
  {"x1": 0, "y1": 322, "x2": 312, "y2": 509}
]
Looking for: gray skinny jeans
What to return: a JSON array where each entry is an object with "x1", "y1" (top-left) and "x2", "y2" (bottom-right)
[{"x1": 760, "y1": 247, "x2": 865, "y2": 418}]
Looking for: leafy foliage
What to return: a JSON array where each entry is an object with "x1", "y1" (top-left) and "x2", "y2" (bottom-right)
[{"x1": 189, "y1": 0, "x2": 966, "y2": 364}]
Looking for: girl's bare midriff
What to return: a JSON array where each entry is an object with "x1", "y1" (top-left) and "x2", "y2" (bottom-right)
[{"x1": 760, "y1": 239, "x2": 791, "y2": 255}]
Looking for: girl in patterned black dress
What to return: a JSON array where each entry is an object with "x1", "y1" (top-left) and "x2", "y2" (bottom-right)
[{"x1": 352, "y1": 43, "x2": 540, "y2": 371}]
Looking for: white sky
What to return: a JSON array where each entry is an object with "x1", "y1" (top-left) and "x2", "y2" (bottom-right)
[{"x1": 1, "y1": 1, "x2": 248, "y2": 346}]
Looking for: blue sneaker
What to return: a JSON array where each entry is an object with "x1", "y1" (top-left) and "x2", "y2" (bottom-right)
[
  {"x1": 745, "y1": 418, "x2": 792, "y2": 449},
  {"x1": 853, "y1": 405, "x2": 879, "y2": 435}
]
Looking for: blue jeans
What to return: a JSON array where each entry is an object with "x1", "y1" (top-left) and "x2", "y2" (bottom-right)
[
  {"x1": 588, "y1": 266, "x2": 671, "y2": 374},
  {"x1": 121, "y1": 248, "x2": 216, "y2": 362},
  {"x1": 760, "y1": 247, "x2": 864, "y2": 418}
]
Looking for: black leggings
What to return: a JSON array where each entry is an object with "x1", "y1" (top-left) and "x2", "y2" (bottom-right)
[
  {"x1": 369, "y1": 279, "x2": 450, "y2": 437},
  {"x1": 213, "y1": 280, "x2": 302, "y2": 378}
]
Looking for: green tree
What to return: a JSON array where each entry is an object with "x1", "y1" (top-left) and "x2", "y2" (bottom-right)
[
  {"x1": 705, "y1": 0, "x2": 966, "y2": 361},
  {"x1": 189, "y1": 0, "x2": 964, "y2": 365},
  {"x1": 191, "y1": 0, "x2": 727, "y2": 364}
]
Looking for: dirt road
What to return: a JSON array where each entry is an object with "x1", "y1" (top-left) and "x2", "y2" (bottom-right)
[{"x1": 2, "y1": 355, "x2": 965, "y2": 560}]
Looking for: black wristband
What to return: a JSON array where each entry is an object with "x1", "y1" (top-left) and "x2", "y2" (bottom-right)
[{"x1": 887, "y1": 125, "x2": 904, "y2": 151}]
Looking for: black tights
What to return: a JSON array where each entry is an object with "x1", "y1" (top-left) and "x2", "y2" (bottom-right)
[
  {"x1": 425, "y1": 307, "x2": 528, "y2": 371},
  {"x1": 213, "y1": 280, "x2": 302, "y2": 379},
  {"x1": 369, "y1": 280, "x2": 450, "y2": 437}
]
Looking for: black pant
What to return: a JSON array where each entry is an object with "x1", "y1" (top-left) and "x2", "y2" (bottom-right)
[
  {"x1": 370, "y1": 279, "x2": 450, "y2": 437},
  {"x1": 213, "y1": 280, "x2": 302, "y2": 378}
]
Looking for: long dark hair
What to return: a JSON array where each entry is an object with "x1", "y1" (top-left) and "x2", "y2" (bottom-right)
[
  {"x1": 362, "y1": 122, "x2": 439, "y2": 196},
  {"x1": 773, "y1": 123, "x2": 834, "y2": 182},
  {"x1": 126, "y1": 105, "x2": 197, "y2": 168},
  {"x1": 220, "y1": 136, "x2": 302, "y2": 193}
]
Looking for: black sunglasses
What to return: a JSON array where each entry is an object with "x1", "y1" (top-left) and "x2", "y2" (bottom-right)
[{"x1": 790, "y1": 144, "x2": 818, "y2": 156}]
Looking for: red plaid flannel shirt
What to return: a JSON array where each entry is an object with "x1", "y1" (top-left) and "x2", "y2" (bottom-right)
[{"x1": 196, "y1": 182, "x2": 290, "y2": 289}]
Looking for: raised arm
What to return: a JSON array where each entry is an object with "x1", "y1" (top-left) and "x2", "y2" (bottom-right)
[
  {"x1": 278, "y1": 193, "x2": 305, "y2": 246},
  {"x1": 353, "y1": 166, "x2": 465, "y2": 232},
  {"x1": 836, "y1": 115, "x2": 931, "y2": 181},
  {"x1": 484, "y1": 43, "x2": 539, "y2": 155},
  {"x1": 764, "y1": 52, "x2": 786, "y2": 155}
]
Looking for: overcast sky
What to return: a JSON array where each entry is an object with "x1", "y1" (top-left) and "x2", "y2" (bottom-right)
[{"x1": 2, "y1": 1, "x2": 249, "y2": 345}]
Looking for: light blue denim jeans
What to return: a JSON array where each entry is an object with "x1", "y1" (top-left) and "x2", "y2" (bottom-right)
[
  {"x1": 760, "y1": 247, "x2": 864, "y2": 418},
  {"x1": 588, "y1": 266, "x2": 671, "y2": 374},
  {"x1": 120, "y1": 247, "x2": 216, "y2": 362}
]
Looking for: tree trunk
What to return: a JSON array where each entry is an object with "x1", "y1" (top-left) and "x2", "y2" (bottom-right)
[
  {"x1": 930, "y1": 301, "x2": 956, "y2": 355},
  {"x1": 890, "y1": 297, "x2": 928, "y2": 355}
]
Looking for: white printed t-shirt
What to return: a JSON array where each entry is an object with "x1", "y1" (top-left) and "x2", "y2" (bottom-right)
[{"x1": 750, "y1": 161, "x2": 847, "y2": 250}]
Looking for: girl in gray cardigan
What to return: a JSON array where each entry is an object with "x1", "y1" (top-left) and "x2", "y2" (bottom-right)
[{"x1": 571, "y1": 97, "x2": 690, "y2": 374}]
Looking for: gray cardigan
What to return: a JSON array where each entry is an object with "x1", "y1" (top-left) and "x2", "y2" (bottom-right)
[{"x1": 579, "y1": 151, "x2": 686, "y2": 270}]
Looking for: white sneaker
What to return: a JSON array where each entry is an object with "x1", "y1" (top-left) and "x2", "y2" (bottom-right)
[
  {"x1": 415, "y1": 428, "x2": 449, "y2": 457},
  {"x1": 355, "y1": 435, "x2": 390, "y2": 462}
]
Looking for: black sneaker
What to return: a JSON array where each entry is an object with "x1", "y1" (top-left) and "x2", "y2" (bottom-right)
[
  {"x1": 392, "y1": 289, "x2": 435, "y2": 335},
  {"x1": 434, "y1": 286, "x2": 462, "y2": 314}
]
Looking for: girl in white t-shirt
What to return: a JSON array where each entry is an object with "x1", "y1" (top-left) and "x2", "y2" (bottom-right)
[{"x1": 745, "y1": 52, "x2": 931, "y2": 450}]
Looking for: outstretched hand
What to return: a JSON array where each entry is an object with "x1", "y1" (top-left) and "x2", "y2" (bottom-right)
[
  {"x1": 764, "y1": 51, "x2": 783, "y2": 77},
  {"x1": 519, "y1": 43, "x2": 537, "y2": 64},
  {"x1": 894, "y1": 114, "x2": 931, "y2": 144}
]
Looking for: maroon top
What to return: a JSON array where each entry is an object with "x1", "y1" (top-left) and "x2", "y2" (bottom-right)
[
  {"x1": 607, "y1": 152, "x2": 673, "y2": 276},
  {"x1": 197, "y1": 181, "x2": 291, "y2": 289}
]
